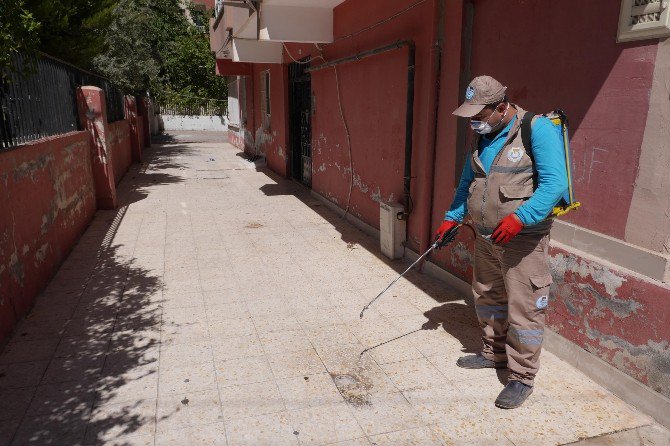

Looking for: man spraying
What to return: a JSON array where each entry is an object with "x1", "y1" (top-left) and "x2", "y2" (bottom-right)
[{"x1": 436, "y1": 75, "x2": 568, "y2": 409}]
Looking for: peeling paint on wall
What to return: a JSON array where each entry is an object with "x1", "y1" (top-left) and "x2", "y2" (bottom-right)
[
  {"x1": 13, "y1": 154, "x2": 55, "y2": 183},
  {"x1": 450, "y1": 242, "x2": 473, "y2": 272},
  {"x1": 34, "y1": 243, "x2": 49, "y2": 266},
  {"x1": 587, "y1": 327, "x2": 670, "y2": 395},
  {"x1": 551, "y1": 252, "x2": 626, "y2": 296},
  {"x1": 370, "y1": 186, "x2": 382, "y2": 203},
  {"x1": 254, "y1": 126, "x2": 274, "y2": 155},
  {"x1": 352, "y1": 173, "x2": 369, "y2": 193}
]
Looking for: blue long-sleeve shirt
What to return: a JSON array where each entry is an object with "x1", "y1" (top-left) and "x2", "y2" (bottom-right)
[{"x1": 445, "y1": 116, "x2": 568, "y2": 226}]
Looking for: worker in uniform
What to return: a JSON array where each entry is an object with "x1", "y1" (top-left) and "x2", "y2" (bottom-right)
[{"x1": 436, "y1": 75, "x2": 568, "y2": 409}]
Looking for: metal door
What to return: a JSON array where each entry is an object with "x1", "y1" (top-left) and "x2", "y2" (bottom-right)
[{"x1": 288, "y1": 60, "x2": 312, "y2": 186}]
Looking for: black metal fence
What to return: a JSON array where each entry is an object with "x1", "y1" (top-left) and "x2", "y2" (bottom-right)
[
  {"x1": 0, "y1": 53, "x2": 126, "y2": 150},
  {"x1": 158, "y1": 94, "x2": 227, "y2": 117}
]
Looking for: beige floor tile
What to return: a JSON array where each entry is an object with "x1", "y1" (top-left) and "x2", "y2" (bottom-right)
[
  {"x1": 13, "y1": 412, "x2": 88, "y2": 445},
  {"x1": 305, "y1": 324, "x2": 360, "y2": 348},
  {"x1": 267, "y1": 349, "x2": 328, "y2": 379},
  {"x1": 430, "y1": 421, "x2": 513, "y2": 446},
  {"x1": 0, "y1": 387, "x2": 35, "y2": 422},
  {"x1": 27, "y1": 381, "x2": 96, "y2": 418},
  {"x1": 208, "y1": 317, "x2": 257, "y2": 339},
  {"x1": 0, "y1": 338, "x2": 60, "y2": 364},
  {"x1": 348, "y1": 392, "x2": 424, "y2": 436},
  {"x1": 219, "y1": 380, "x2": 285, "y2": 421},
  {"x1": 288, "y1": 402, "x2": 365, "y2": 446},
  {"x1": 367, "y1": 337, "x2": 425, "y2": 365},
  {"x1": 161, "y1": 305, "x2": 208, "y2": 326},
  {"x1": 211, "y1": 334, "x2": 264, "y2": 361},
  {"x1": 215, "y1": 355, "x2": 274, "y2": 388},
  {"x1": 156, "y1": 389, "x2": 223, "y2": 432},
  {"x1": 41, "y1": 355, "x2": 105, "y2": 385},
  {"x1": 259, "y1": 329, "x2": 313, "y2": 354},
  {"x1": 370, "y1": 426, "x2": 445, "y2": 446},
  {"x1": 161, "y1": 322, "x2": 211, "y2": 346},
  {"x1": 380, "y1": 358, "x2": 450, "y2": 392},
  {"x1": 97, "y1": 364, "x2": 159, "y2": 406},
  {"x1": 154, "y1": 421, "x2": 227, "y2": 446},
  {"x1": 160, "y1": 342, "x2": 214, "y2": 370},
  {"x1": 225, "y1": 411, "x2": 299, "y2": 446},
  {"x1": 100, "y1": 433, "x2": 156, "y2": 446},
  {"x1": 203, "y1": 289, "x2": 243, "y2": 306},
  {"x1": 86, "y1": 398, "x2": 157, "y2": 443},
  {"x1": 276, "y1": 373, "x2": 344, "y2": 410},
  {"x1": 158, "y1": 361, "x2": 217, "y2": 395},
  {"x1": 246, "y1": 297, "x2": 296, "y2": 319},
  {"x1": 252, "y1": 315, "x2": 303, "y2": 335},
  {"x1": 295, "y1": 305, "x2": 346, "y2": 329}
]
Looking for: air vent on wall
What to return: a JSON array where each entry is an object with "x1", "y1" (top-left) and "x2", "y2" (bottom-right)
[{"x1": 618, "y1": 0, "x2": 670, "y2": 42}]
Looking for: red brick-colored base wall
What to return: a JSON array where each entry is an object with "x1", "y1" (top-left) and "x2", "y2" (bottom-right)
[
  {"x1": 547, "y1": 247, "x2": 670, "y2": 398},
  {"x1": 109, "y1": 120, "x2": 133, "y2": 186},
  {"x1": 0, "y1": 132, "x2": 96, "y2": 342}
]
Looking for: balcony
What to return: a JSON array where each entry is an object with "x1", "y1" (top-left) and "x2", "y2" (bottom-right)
[{"x1": 210, "y1": 0, "x2": 345, "y2": 64}]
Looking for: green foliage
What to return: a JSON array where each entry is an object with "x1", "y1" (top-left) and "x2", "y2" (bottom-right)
[
  {"x1": 22, "y1": 0, "x2": 117, "y2": 70},
  {"x1": 93, "y1": 1, "x2": 160, "y2": 95},
  {"x1": 95, "y1": 0, "x2": 226, "y2": 101},
  {"x1": 162, "y1": 30, "x2": 227, "y2": 99},
  {"x1": 0, "y1": 0, "x2": 41, "y2": 75}
]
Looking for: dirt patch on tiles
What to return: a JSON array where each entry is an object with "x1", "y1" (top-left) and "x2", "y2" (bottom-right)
[{"x1": 331, "y1": 372, "x2": 372, "y2": 407}]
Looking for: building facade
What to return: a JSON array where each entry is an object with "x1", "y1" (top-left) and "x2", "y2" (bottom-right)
[{"x1": 210, "y1": 0, "x2": 670, "y2": 407}]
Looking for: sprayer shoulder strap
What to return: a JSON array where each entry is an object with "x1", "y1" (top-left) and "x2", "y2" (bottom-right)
[{"x1": 520, "y1": 112, "x2": 536, "y2": 160}]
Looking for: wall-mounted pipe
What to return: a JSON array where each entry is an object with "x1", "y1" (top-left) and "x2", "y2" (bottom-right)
[{"x1": 306, "y1": 40, "x2": 417, "y2": 219}]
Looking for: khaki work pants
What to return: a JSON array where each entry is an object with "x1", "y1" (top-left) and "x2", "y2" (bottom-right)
[{"x1": 472, "y1": 232, "x2": 553, "y2": 386}]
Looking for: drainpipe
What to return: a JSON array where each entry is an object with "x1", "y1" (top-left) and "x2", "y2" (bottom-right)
[
  {"x1": 306, "y1": 40, "x2": 417, "y2": 220},
  {"x1": 421, "y1": 0, "x2": 446, "y2": 268}
]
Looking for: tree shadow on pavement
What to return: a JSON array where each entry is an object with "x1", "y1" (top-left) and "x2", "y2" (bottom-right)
[{"x1": 0, "y1": 140, "x2": 188, "y2": 444}]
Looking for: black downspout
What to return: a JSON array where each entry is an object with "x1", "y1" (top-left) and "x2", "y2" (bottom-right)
[{"x1": 306, "y1": 40, "x2": 416, "y2": 218}]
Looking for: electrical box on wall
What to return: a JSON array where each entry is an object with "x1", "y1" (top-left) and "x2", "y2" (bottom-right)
[{"x1": 379, "y1": 202, "x2": 406, "y2": 259}]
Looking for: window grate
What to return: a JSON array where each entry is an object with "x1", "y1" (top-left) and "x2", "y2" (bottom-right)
[{"x1": 618, "y1": 0, "x2": 670, "y2": 42}]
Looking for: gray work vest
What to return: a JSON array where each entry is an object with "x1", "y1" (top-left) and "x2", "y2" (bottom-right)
[{"x1": 466, "y1": 106, "x2": 553, "y2": 236}]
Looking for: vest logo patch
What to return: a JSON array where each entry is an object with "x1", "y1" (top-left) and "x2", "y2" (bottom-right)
[
  {"x1": 536, "y1": 295, "x2": 549, "y2": 310},
  {"x1": 507, "y1": 147, "x2": 525, "y2": 163}
]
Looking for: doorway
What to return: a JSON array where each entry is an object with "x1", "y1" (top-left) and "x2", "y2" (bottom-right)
[{"x1": 288, "y1": 60, "x2": 312, "y2": 187}]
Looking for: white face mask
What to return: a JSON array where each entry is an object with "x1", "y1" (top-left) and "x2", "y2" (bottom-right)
[{"x1": 470, "y1": 103, "x2": 508, "y2": 135}]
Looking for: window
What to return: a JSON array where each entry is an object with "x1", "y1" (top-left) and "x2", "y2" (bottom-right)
[
  {"x1": 618, "y1": 0, "x2": 670, "y2": 42},
  {"x1": 227, "y1": 77, "x2": 241, "y2": 127},
  {"x1": 260, "y1": 70, "x2": 271, "y2": 127}
]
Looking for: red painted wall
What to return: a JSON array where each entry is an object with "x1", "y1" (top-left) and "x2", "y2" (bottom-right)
[
  {"x1": 459, "y1": 0, "x2": 657, "y2": 240},
  {"x1": 109, "y1": 119, "x2": 133, "y2": 186},
  {"x1": 281, "y1": 0, "x2": 438, "y2": 252},
  {"x1": 0, "y1": 132, "x2": 96, "y2": 342},
  {"x1": 252, "y1": 64, "x2": 289, "y2": 177}
]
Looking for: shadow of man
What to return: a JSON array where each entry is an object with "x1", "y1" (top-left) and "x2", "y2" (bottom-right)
[{"x1": 423, "y1": 303, "x2": 510, "y2": 385}]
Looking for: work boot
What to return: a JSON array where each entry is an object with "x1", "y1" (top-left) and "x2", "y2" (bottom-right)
[
  {"x1": 456, "y1": 353, "x2": 505, "y2": 369},
  {"x1": 494, "y1": 380, "x2": 533, "y2": 409}
]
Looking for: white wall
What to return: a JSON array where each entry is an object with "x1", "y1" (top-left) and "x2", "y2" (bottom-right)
[{"x1": 161, "y1": 115, "x2": 229, "y2": 132}]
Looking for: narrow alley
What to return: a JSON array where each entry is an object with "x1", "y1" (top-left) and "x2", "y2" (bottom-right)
[{"x1": 0, "y1": 132, "x2": 665, "y2": 445}]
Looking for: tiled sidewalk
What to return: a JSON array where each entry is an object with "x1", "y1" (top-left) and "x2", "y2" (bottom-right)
[{"x1": 0, "y1": 132, "x2": 664, "y2": 445}]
